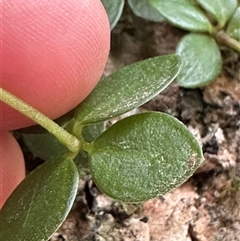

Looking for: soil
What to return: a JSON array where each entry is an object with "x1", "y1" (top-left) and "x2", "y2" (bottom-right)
[{"x1": 49, "y1": 4, "x2": 240, "y2": 241}]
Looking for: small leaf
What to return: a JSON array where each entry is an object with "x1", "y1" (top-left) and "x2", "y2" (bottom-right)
[
  {"x1": 23, "y1": 132, "x2": 69, "y2": 161},
  {"x1": 150, "y1": 0, "x2": 213, "y2": 32},
  {"x1": 82, "y1": 122, "x2": 104, "y2": 143},
  {"x1": 176, "y1": 33, "x2": 222, "y2": 88},
  {"x1": 101, "y1": 0, "x2": 125, "y2": 29},
  {"x1": 0, "y1": 158, "x2": 79, "y2": 241},
  {"x1": 226, "y1": 6, "x2": 240, "y2": 41},
  {"x1": 196, "y1": 0, "x2": 237, "y2": 28},
  {"x1": 88, "y1": 112, "x2": 203, "y2": 203},
  {"x1": 74, "y1": 55, "x2": 180, "y2": 125},
  {"x1": 23, "y1": 122, "x2": 103, "y2": 163},
  {"x1": 128, "y1": 0, "x2": 164, "y2": 22}
]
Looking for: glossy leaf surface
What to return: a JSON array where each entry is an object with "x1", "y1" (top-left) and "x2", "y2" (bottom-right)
[
  {"x1": 150, "y1": 0, "x2": 213, "y2": 32},
  {"x1": 101, "y1": 0, "x2": 124, "y2": 29},
  {"x1": 128, "y1": 0, "x2": 164, "y2": 22},
  {"x1": 196, "y1": 0, "x2": 237, "y2": 27},
  {"x1": 75, "y1": 55, "x2": 180, "y2": 125},
  {"x1": 226, "y1": 6, "x2": 240, "y2": 41},
  {"x1": 0, "y1": 158, "x2": 79, "y2": 241},
  {"x1": 176, "y1": 33, "x2": 222, "y2": 88},
  {"x1": 88, "y1": 112, "x2": 203, "y2": 202}
]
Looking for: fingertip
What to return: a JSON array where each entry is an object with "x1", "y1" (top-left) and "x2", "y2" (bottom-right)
[
  {"x1": 0, "y1": 132, "x2": 25, "y2": 209},
  {"x1": 2, "y1": 0, "x2": 110, "y2": 130}
]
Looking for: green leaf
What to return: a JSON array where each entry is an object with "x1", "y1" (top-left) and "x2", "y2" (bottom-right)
[
  {"x1": 196, "y1": 0, "x2": 237, "y2": 28},
  {"x1": 128, "y1": 0, "x2": 164, "y2": 22},
  {"x1": 88, "y1": 112, "x2": 203, "y2": 203},
  {"x1": 150, "y1": 0, "x2": 213, "y2": 32},
  {"x1": 0, "y1": 158, "x2": 79, "y2": 241},
  {"x1": 176, "y1": 33, "x2": 222, "y2": 88},
  {"x1": 82, "y1": 122, "x2": 104, "y2": 143},
  {"x1": 23, "y1": 122, "x2": 103, "y2": 163},
  {"x1": 74, "y1": 55, "x2": 180, "y2": 125},
  {"x1": 23, "y1": 132, "x2": 69, "y2": 161},
  {"x1": 226, "y1": 6, "x2": 240, "y2": 41},
  {"x1": 101, "y1": 0, "x2": 125, "y2": 29}
]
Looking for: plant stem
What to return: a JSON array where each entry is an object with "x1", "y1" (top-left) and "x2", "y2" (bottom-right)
[
  {"x1": 0, "y1": 88, "x2": 81, "y2": 153},
  {"x1": 215, "y1": 30, "x2": 240, "y2": 52}
]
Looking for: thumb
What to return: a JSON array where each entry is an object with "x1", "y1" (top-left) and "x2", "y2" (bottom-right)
[{"x1": 1, "y1": 0, "x2": 110, "y2": 131}]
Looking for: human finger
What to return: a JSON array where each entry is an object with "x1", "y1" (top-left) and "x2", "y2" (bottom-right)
[
  {"x1": 1, "y1": 0, "x2": 110, "y2": 130},
  {"x1": 0, "y1": 132, "x2": 25, "y2": 208}
]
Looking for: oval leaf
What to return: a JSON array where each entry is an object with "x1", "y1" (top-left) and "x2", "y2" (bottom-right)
[
  {"x1": 101, "y1": 0, "x2": 124, "y2": 29},
  {"x1": 150, "y1": 0, "x2": 213, "y2": 32},
  {"x1": 226, "y1": 6, "x2": 240, "y2": 41},
  {"x1": 82, "y1": 122, "x2": 104, "y2": 143},
  {"x1": 176, "y1": 33, "x2": 222, "y2": 88},
  {"x1": 74, "y1": 55, "x2": 180, "y2": 125},
  {"x1": 0, "y1": 158, "x2": 79, "y2": 241},
  {"x1": 196, "y1": 0, "x2": 237, "y2": 27},
  {"x1": 23, "y1": 133, "x2": 69, "y2": 161},
  {"x1": 23, "y1": 121, "x2": 103, "y2": 162},
  {"x1": 128, "y1": 0, "x2": 164, "y2": 22},
  {"x1": 88, "y1": 112, "x2": 203, "y2": 203}
]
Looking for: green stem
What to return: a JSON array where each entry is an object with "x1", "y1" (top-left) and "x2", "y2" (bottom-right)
[
  {"x1": 0, "y1": 88, "x2": 81, "y2": 153},
  {"x1": 215, "y1": 30, "x2": 240, "y2": 52}
]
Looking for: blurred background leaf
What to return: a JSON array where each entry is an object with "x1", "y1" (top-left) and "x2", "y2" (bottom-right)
[
  {"x1": 226, "y1": 6, "x2": 240, "y2": 41},
  {"x1": 150, "y1": 0, "x2": 213, "y2": 32},
  {"x1": 128, "y1": 0, "x2": 164, "y2": 22},
  {"x1": 196, "y1": 0, "x2": 237, "y2": 28},
  {"x1": 176, "y1": 33, "x2": 222, "y2": 88},
  {"x1": 101, "y1": 0, "x2": 125, "y2": 29}
]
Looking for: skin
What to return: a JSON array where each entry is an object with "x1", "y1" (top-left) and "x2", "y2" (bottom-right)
[{"x1": 0, "y1": 0, "x2": 110, "y2": 208}]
